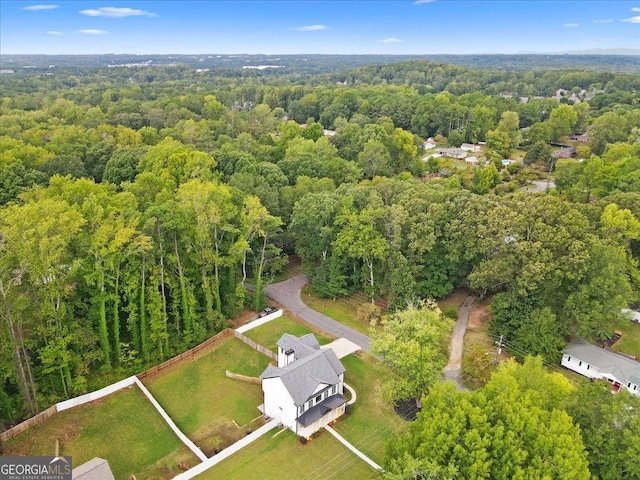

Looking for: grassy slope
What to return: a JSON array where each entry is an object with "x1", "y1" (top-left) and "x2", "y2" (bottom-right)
[
  {"x1": 243, "y1": 315, "x2": 331, "y2": 351},
  {"x1": 332, "y1": 354, "x2": 407, "y2": 465},
  {"x1": 4, "y1": 386, "x2": 198, "y2": 479},
  {"x1": 143, "y1": 336, "x2": 271, "y2": 455},
  {"x1": 197, "y1": 429, "x2": 379, "y2": 480},
  {"x1": 301, "y1": 286, "x2": 375, "y2": 335},
  {"x1": 612, "y1": 316, "x2": 640, "y2": 359}
]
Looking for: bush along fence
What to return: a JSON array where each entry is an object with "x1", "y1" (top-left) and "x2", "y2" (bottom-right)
[{"x1": 1, "y1": 328, "x2": 235, "y2": 443}]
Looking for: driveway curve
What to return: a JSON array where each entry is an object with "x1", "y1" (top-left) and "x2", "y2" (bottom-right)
[
  {"x1": 443, "y1": 294, "x2": 476, "y2": 390},
  {"x1": 265, "y1": 274, "x2": 372, "y2": 351}
]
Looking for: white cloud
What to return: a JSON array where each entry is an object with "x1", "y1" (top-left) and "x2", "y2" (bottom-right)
[
  {"x1": 593, "y1": 19, "x2": 613, "y2": 23},
  {"x1": 382, "y1": 37, "x2": 403, "y2": 44},
  {"x1": 632, "y1": 7, "x2": 640, "y2": 12},
  {"x1": 294, "y1": 24, "x2": 328, "y2": 31},
  {"x1": 46, "y1": 31, "x2": 63, "y2": 35},
  {"x1": 563, "y1": 23, "x2": 580, "y2": 28},
  {"x1": 22, "y1": 4, "x2": 58, "y2": 11},
  {"x1": 77, "y1": 29, "x2": 108, "y2": 35},
  {"x1": 414, "y1": 0, "x2": 436, "y2": 4},
  {"x1": 79, "y1": 7, "x2": 157, "y2": 18},
  {"x1": 622, "y1": 15, "x2": 640, "y2": 23}
]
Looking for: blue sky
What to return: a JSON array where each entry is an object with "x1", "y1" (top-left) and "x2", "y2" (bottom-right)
[{"x1": 1, "y1": 1, "x2": 638, "y2": 54}]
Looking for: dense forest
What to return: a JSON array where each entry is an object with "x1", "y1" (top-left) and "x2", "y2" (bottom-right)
[{"x1": 1, "y1": 56, "x2": 639, "y2": 476}]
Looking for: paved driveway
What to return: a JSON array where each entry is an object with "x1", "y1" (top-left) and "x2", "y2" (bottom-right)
[{"x1": 265, "y1": 274, "x2": 372, "y2": 351}]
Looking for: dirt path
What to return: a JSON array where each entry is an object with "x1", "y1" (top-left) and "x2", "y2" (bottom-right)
[{"x1": 443, "y1": 295, "x2": 476, "y2": 390}]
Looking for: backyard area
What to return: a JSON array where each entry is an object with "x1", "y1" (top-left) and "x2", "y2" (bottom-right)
[
  {"x1": 197, "y1": 428, "x2": 379, "y2": 480},
  {"x1": 3, "y1": 386, "x2": 198, "y2": 479},
  {"x1": 142, "y1": 336, "x2": 272, "y2": 456},
  {"x1": 243, "y1": 314, "x2": 331, "y2": 351},
  {"x1": 611, "y1": 315, "x2": 640, "y2": 359}
]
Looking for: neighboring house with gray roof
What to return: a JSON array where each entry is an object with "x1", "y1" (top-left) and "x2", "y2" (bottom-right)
[
  {"x1": 72, "y1": 458, "x2": 115, "y2": 480},
  {"x1": 261, "y1": 333, "x2": 347, "y2": 438},
  {"x1": 561, "y1": 339, "x2": 640, "y2": 397}
]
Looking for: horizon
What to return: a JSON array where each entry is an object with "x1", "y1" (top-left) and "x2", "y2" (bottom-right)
[
  {"x1": 2, "y1": 49, "x2": 639, "y2": 56},
  {"x1": 1, "y1": 1, "x2": 639, "y2": 56}
]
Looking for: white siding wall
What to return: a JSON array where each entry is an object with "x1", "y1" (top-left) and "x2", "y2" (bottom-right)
[
  {"x1": 298, "y1": 404, "x2": 346, "y2": 439},
  {"x1": 562, "y1": 354, "x2": 640, "y2": 397},
  {"x1": 561, "y1": 354, "x2": 599, "y2": 379},
  {"x1": 262, "y1": 378, "x2": 298, "y2": 430},
  {"x1": 277, "y1": 347, "x2": 295, "y2": 367}
]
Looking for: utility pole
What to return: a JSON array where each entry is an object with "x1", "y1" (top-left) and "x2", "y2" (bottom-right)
[{"x1": 494, "y1": 335, "x2": 504, "y2": 365}]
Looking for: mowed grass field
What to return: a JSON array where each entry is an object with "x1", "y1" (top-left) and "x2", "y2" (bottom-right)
[
  {"x1": 332, "y1": 354, "x2": 407, "y2": 465},
  {"x1": 612, "y1": 315, "x2": 640, "y2": 359},
  {"x1": 243, "y1": 314, "x2": 331, "y2": 351},
  {"x1": 196, "y1": 428, "x2": 380, "y2": 480},
  {"x1": 300, "y1": 286, "x2": 379, "y2": 335},
  {"x1": 142, "y1": 336, "x2": 272, "y2": 456},
  {"x1": 3, "y1": 386, "x2": 199, "y2": 479}
]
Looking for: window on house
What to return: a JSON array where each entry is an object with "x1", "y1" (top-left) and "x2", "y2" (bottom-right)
[
  {"x1": 332, "y1": 385, "x2": 337, "y2": 395},
  {"x1": 567, "y1": 356, "x2": 571, "y2": 362},
  {"x1": 315, "y1": 394, "x2": 322, "y2": 404},
  {"x1": 587, "y1": 365, "x2": 590, "y2": 370},
  {"x1": 299, "y1": 404, "x2": 306, "y2": 415},
  {"x1": 579, "y1": 361, "x2": 582, "y2": 366}
]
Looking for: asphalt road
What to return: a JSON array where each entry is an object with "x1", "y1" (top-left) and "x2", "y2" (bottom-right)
[
  {"x1": 265, "y1": 274, "x2": 372, "y2": 352},
  {"x1": 523, "y1": 180, "x2": 556, "y2": 192}
]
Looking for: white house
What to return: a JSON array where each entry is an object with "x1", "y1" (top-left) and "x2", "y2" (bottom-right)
[
  {"x1": 621, "y1": 308, "x2": 640, "y2": 323},
  {"x1": 260, "y1": 333, "x2": 347, "y2": 438},
  {"x1": 561, "y1": 339, "x2": 640, "y2": 397},
  {"x1": 461, "y1": 143, "x2": 480, "y2": 152},
  {"x1": 424, "y1": 137, "x2": 437, "y2": 149},
  {"x1": 438, "y1": 147, "x2": 466, "y2": 159},
  {"x1": 465, "y1": 156, "x2": 478, "y2": 166}
]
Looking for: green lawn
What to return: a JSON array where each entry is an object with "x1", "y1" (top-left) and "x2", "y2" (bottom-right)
[
  {"x1": 612, "y1": 316, "x2": 640, "y2": 359},
  {"x1": 4, "y1": 386, "x2": 198, "y2": 479},
  {"x1": 197, "y1": 428, "x2": 380, "y2": 480},
  {"x1": 243, "y1": 315, "x2": 331, "y2": 351},
  {"x1": 143, "y1": 336, "x2": 272, "y2": 456},
  {"x1": 332, "y1": 354, "x2": 407, "y2": 465},
  {"x1": 301, "y1": 286, "x2": 375, "y2": 335}
]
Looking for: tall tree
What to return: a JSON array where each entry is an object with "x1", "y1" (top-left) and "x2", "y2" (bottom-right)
[{"x1": 371, "y1": 301, "x2": 452, "y2": 406}]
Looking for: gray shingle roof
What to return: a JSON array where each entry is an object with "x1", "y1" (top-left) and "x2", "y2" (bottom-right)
[
  {"x1": 297, "y1": 394, "x2": 347, "y2": 427},
  {"x1": 261, "y1": 338, "x2": 345, "y2": 406},
  {"x1": 277, "y1": 333, "x2": 319, "y2": 360},
  {"x1": 563, "y1": 339, "x2": 640, "y2": 385}
]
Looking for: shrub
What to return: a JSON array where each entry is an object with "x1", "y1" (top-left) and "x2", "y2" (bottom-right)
[{"x1": 442, "y1": 306, "x2": 458, "y2": 320}]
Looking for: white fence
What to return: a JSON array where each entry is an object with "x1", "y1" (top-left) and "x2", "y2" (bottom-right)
[
  {"x1": 56, "y1": 376, "x2": 138, "y2": 411},
  {"x1": 173, "y1": 419, "x2": 280, "y2": 480},
  {"x1": 1, "y1": 376, "x2": 138, "y2": 441},
  {"x1": 235, "y1": 309, "x2": 283, "y2": 333},
  {"x1": 134, "y1": 378, "x2": 208, "y2": 461}
]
